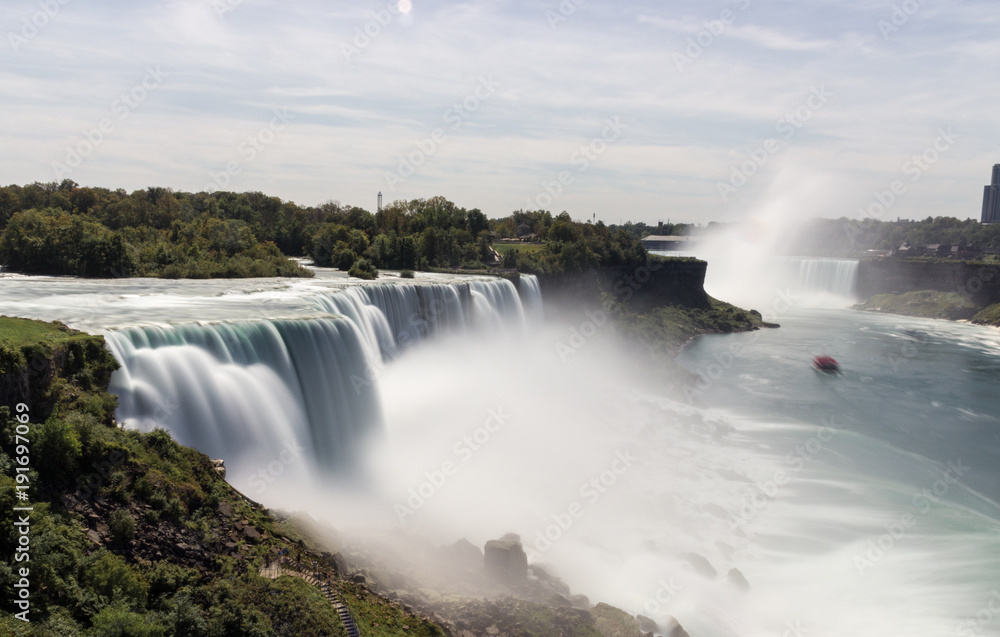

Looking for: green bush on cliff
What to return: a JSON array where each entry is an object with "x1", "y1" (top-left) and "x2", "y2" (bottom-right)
[
  {"x1": 972, "y1": 303, "x2": 1000, "y2": 326},
  {"x1": 608, "y1": 295, "x2": 763, "y2": 356}
]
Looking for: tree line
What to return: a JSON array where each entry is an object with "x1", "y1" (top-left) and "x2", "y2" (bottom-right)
[
  {"x1": 794, "y1": 216, "x2": 1000, "y2": 256},
  {"x1": 0, "y1": 181, "x2": 648, "y2": 278}
]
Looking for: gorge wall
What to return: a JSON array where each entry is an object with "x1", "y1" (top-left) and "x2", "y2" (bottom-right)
[
  {"x1": 856, "y1": 258, "x2": 1000, "y2": 307},
  {"x1": 534, "y1": 258, "x2": 710, "y2": 313}
]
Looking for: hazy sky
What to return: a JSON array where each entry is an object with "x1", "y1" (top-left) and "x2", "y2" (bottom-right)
[{"x1": 2, "y1": 0, "x2": 999, "y2": 224}]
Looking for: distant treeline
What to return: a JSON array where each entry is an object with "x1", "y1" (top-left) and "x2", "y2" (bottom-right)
[
  {"x1": 0, "y1": 181, "x2": 646, "y2": 279},
  {"x1": 794, "y1": 216, "x2": 1000, "y2": 256}
]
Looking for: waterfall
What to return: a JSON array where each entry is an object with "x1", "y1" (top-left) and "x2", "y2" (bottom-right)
[
  {"x1": 518, "y1": 274, "x2": 544, "y2": 322},
  {"x1": 782, "y1": 257, "x2": 859, "y2": 298},
  {"x1": 106, "y1": 318, "x2": 380, "y2": 472},
  {"x1": 105, "y1": 278, "x2": 532, "y2": 480}
]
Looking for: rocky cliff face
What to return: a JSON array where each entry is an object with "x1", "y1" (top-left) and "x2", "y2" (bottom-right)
[
  {"x1": 535, "y1": 258, "x2": 710, "y2": 313},
  {"x1": 856, "y1": 259, "x2": 1000, "y2": 307},
  {"x1": 0, "y1": 317, "x2": 119, "y2": 424}
]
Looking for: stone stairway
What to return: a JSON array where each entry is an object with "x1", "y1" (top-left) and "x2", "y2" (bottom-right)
[{"x1": 260, "y1": 558, "x2": 361, "y2": 637}]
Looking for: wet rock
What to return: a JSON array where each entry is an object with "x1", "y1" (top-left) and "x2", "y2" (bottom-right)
[
  {"x1": 591, "y1": 602, "x2": 644, "y2": 637},
  {"x1": 664, "y1": 616, "x2": 690, "y2": 637},
  {"x1": 637, "y1": 614, "x2": 659, "y2": 633},
  {"x1": 484, "y1": 534, "x2": 527, "y2": 585},
  {"x1": 550, "y1": 594, "x2": 572, "y2": 607},
  {"x1": 568, "y1": 594, "x2": 591, "y2": 610},
  {"x1": 681, "y1": 552, "x2": 718, "y2": 578},
  {"x1": 727, "y1": 567, "x2": 750, "y2": 591},
  {"x1": 448, "y1": 538, "x2": 484, "y2": 571}
]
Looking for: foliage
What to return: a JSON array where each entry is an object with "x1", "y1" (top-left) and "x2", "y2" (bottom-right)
[
  {"x1": 0, "y1": 184, "x2": 311, "y2": 279},
  {"x1": 609, "y1": 296, "x2": 763, "y2": 357},
  {"x1": 347, "y1": 258, "x2": 378, "y2": 280},
  {"x1": 339, "y1": 581, "x2": 444, "y2": 637},
  {"x1": 108, "y1": 509, "x2": 136, "y2": 544},
  {"x1": 972, "y1": 302, "x2": 1000, "y2": 326},
  {"x1": 794, "y1": 216, "x2": 1000, "y2": 256},
  {"x1": 0, "y1": 182, "x2": 650, "y2": 279},
  {"x1": 0, "y1": 316, "x2": 119, "y2": 426}
]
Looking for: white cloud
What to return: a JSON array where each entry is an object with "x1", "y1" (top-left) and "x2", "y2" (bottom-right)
[{"x1": 0, "y1": 0, "x2": 998, "y2": 223}]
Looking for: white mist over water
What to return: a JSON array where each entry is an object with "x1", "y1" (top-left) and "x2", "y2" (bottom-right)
[
  {"x1": 689, "y1": 169, "x2": 861, "y2": 311},
  {"x1": 326, "y1": 315, "x2": 1000, "y2": 637}
]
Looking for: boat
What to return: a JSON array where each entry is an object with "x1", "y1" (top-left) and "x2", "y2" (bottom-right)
[{"x1": 813, "y1": 355, "x2": 839, "y2": 374}]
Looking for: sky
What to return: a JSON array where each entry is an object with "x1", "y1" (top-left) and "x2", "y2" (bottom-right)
[{"x1": 2, "y1": 0, "x2": 1000, "y2": 225}]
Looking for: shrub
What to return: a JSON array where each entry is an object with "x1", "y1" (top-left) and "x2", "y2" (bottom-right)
[
  {"x1": 35, "y1": 418, "x2": 81, "y2": 484},
  {"x1": 109, "y1": 508, "x2": 136, "y2": 543},
  {"x1": 82, "y1": 551, "x2": 148, "y2": 608},
  {"x1": 89, "y1": 601, "x2": 166, "y2": 637},
  {"x1": 399, "y1": 269, "x2": 414, "y2": 279},
  {"x1": 348, "y1": 258, "x2": 378, "y2": 280},
  {"x1": 336, "y1": 249, "x2": 356, "y2": 271}
]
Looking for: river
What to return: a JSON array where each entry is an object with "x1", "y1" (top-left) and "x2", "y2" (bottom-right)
[{"x1": 1, "y1": 260, "x2": 998, "y2": 637}]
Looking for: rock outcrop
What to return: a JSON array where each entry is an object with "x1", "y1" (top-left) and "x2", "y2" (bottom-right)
[{"x1": 484, "y1": 533, "x2": 528, "y2": 585}]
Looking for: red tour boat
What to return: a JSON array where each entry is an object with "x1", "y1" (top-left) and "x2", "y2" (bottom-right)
[{"x1": 813, "y1": 355, "x2": 839, "y2": 373}]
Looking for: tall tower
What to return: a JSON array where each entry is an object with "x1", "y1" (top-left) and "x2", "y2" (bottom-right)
[
  {"x1": 378, "y1": 191, "x2": 383, "y2": 212},
  {"x1": 982, "y1": 166, "x2": 1000, "y2": 223}
]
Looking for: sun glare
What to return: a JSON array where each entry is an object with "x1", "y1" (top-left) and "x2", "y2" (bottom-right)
[{"x1": 398, "y1": 0, "x2": 412, "y2": 14}]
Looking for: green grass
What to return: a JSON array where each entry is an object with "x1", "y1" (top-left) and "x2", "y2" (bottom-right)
[
  {"x1": 853, "y1": 290, "x2": 980, "y2": 320},
  {"x1": 339, "y1": 581, "x2": 445, "y2": 637},
  {"x1": 0, "y1": 316, "x2": 91, "y2": 350},
  {"x1": 972, "y1": 302, "x2": 1000, "y2": 326}
]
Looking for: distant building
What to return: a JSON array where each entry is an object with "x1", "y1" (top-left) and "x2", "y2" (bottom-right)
[
  {"x1": 981, "y1": 164, "x2": 1000, "y2": 223},
  {"x1": 895, "y1": 242, "x2": 923, "y2": 256},
  {"x1": 894, "y1": 241, "x2": 980, "y2": 258},
  {"x1": 640, "y1": 235, "x2": 695, "y2": 251}
]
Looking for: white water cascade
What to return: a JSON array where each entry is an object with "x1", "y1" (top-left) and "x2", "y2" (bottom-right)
[
  {"x1": 690, "y1": 253, "x2": 860, "y2": 310},
  {"x1": 780, "y1": 257, "x2": 858, "y2": 299},
  {"x1": 105, "y1": 277, "x2": 536, "y2": 484}
]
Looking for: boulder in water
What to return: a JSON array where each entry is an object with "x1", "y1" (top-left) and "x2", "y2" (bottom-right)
[
  {"x1": 681, "y1": 552, "x2": 717, "y2": 578},
  {"x1": 727, "y1": 567, "x2": 750, "y2": 591}
]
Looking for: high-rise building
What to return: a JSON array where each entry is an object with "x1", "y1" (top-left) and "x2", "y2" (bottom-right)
[{"x1": 981, "y1": 165, "x2": 1000, "y2": 223}]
